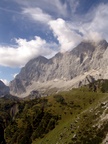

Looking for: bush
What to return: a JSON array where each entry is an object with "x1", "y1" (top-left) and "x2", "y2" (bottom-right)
[{"x1": 53, "y1": 95, "x2": 66, "y2": 104}]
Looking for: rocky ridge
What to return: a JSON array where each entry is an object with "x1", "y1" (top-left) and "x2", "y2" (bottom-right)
[{"x1": 9, "y1": 40, "x2": 108, "y2": 97}]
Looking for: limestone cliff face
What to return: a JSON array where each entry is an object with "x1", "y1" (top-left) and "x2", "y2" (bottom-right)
[
  {"x1": 9, "y1": 40, "x2": 108, "y2": 97},
  {"x1": 0, "y1": 80, "x2": 10, "y2": 97}
]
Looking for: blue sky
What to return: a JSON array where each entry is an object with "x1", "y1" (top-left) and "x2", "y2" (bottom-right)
[{"x1": 0, "y1": 0, "x2": 108, "y2": 85}]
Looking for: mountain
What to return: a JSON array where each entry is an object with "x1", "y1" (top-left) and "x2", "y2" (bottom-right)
[
  {"x1": 0, "y1": 80, "x2": 10, "y2": 97},
  {"x1": 9, "y1": 40, "x2": 108, "y2": 97}
]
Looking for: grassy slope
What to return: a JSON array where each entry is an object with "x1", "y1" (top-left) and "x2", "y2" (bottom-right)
[
  {"x1": 0, "y1": 80, "x2": 108, "y2": 144},
  {"x1": 33, "y1": 86, "x2": 108, "y2": 144}
]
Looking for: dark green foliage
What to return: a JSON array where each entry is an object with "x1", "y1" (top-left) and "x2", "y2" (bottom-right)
[
  {"x1": 0, "y1": 123, "x2": 6, "y2": 144},
  {"x1": 3, "y1": 98, "x2": 59, "y2": 144},
  {"x1": 71, "y1": 120, "x2": 108, "y2": 144},
  {"x1": 88, "y1": 79, "x2": 108, "y2": 93},
  {"x1": 53, "y1": 94, "x2": 66, "y2": 104},
  {"x1": 0, "y1": 96, "x2": 19, "y2": 144},
  {"x1": 101, "y1": 80, "x2": 108, "y2": 93}
]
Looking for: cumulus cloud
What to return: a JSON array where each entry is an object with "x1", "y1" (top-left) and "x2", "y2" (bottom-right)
[
  {"x1": 49, "y1": 18, "x2": 83, "y2": 52},
  {"x1": 22, "y1": 7, "x2": 52, "y2": 23},
  {"x1": 11, "y1": 0, "x2": 108, "y2": 43},
  {"x1": 0, "y1": 36, "x2": 58, "y2": 67},
  {"x1": 21, "y1": 3, "x2": 108, "y2": 53},
  {"x1": 48, "y1": 2, "x2": 108, "y2": 52}
]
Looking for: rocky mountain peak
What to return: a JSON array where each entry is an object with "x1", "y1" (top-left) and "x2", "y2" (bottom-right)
[
  {"x1": 71, "y1": 41, "x2": 95, "y2": 58},
  {"x1": 25, "y1": 55, "x2": 48, "y2": 67},
  {"x1": 72, "y1": 39, "x2": 107, "y2": 56}
]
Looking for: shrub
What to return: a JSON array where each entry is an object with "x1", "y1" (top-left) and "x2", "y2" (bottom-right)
[{"x1": 53, "y1": 95, "x2": 66, "y2": 104}]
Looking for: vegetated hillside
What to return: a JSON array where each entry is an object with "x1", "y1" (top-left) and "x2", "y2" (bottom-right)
[
  {"x1": 0, "y1": 80, "x2": 108, "y2": 144},
  {"x1": 0, "y1": 94, "x2": 20, "y2": 144}
]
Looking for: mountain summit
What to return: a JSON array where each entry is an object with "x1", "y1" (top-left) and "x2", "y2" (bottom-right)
[{"x1": 9, "y1": 40, "x2": 108, "y2": 97}]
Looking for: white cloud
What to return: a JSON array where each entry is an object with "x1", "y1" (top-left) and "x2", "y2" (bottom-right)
[
  {"x1": 0, "y1": 36, "x2": 58, "y2": 67},
  {"x1": 0, "y1": 79, "x2": 9, "y2": 86},
  {"x1": 12, "y1": 0, "x2": 108, "y2": 44},
  {"x1": 22, "y1": 2, "x2": 108, "y2": 53},
  {"x1": 76, "y1": 3, "x2": 108, "y2": 42},
  {"x1": 88, "y1": 3, "x2": 108, "y2": 40},
  {"x1": 15, "y1": 0, "x2": 68, "y2": 18},
  {"x1": 48, "y1": 3, "x2": 108, "y2": 52},
  {"x1": 61, "y1": 3, "x2": 108, "y2": 44},
  {"x1": 49, "y1": 18, "x2": 83, "y2": 52},
  {"x1": 52, "y1": 0, "x2": 68, "y2": 17},
  {"x1": 67, "y1": 0, "x2": 79, "y2": 14},
  {"x1": 22, "y1": 7, "x2": 52, "y2": 23},
  {"x1": 83, "y1": 31, "x2": 102, "y2": 42}
]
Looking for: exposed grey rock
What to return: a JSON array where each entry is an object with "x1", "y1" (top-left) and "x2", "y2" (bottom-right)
[
  {"x1": 0, "y1": 80, "x2": 10, "y2": 96},
  {"x1": 9, "y1": 40, "x2": 108, "y2": 97}
]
